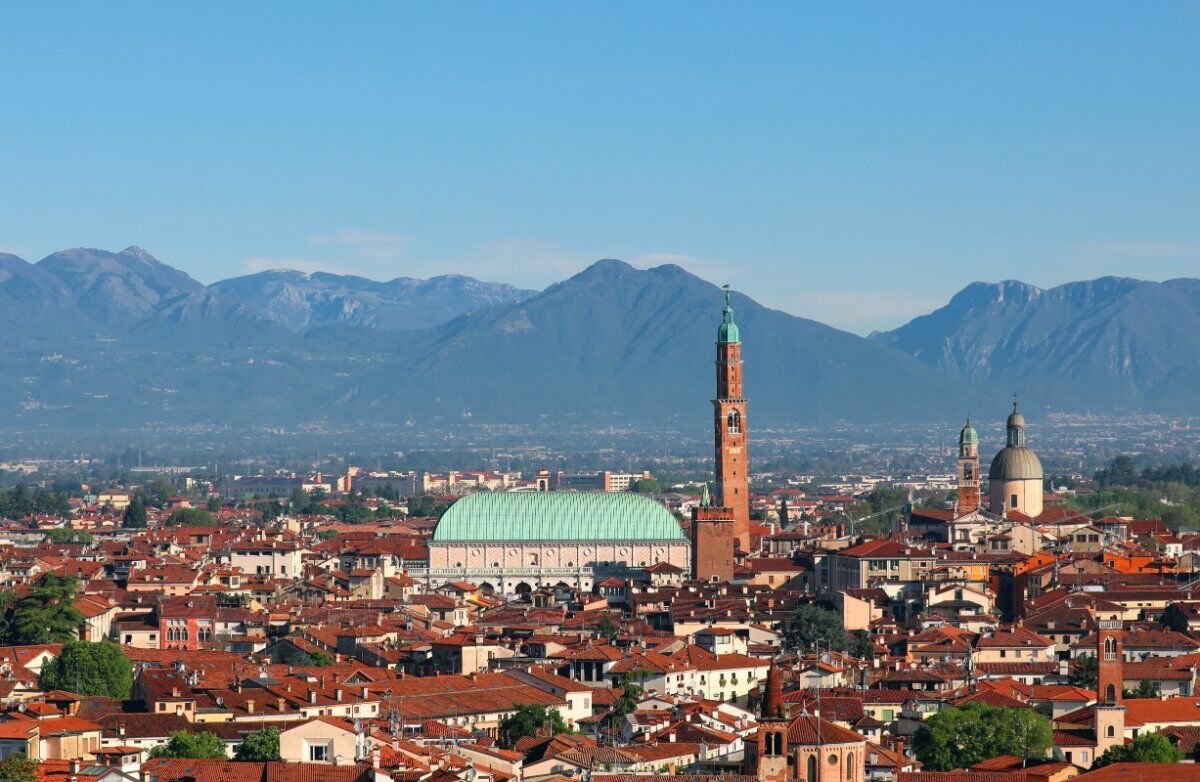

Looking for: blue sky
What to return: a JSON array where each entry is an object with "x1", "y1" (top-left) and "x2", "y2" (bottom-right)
[{"x1": 2, "y1": 2, "x2": 1197, "y2": 333}]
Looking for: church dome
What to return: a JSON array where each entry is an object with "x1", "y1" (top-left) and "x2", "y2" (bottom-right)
[
  {"x1": 717, "y1": 288, "x2": 740, "y2": 344},
  {"x1": 959, "y1": 419, "x2": 978, "y2": 446},
  {"x1": 988, "y1": 446, "x2": 1043, "y2": 481}
]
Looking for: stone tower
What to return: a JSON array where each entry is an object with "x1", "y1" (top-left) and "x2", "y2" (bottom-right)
[
  {"x1": 957, "y1": 419, "x2": 980, "y2": 514},
  {"x1": 714, "y1": 287, "x2": 750, "y2": 552}
]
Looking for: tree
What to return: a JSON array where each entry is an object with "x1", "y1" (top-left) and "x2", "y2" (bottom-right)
[
  {"x1": 307, "y1": 651, "x2": 334, "y2": 667},
  {"x1": 45, "y1": 528, "x2": 93, "y2": 545},
  {"x1": 167, "y1": 507, "x2": 218, "y2": 526},
  {"x1": 849, "y1": 629, "x2": 876, "y2": 660},
  {"x1": 39, "y1": 641, "x2": 133, "y2": 698},
  {"x1": 11, "y1": 574, "x2": 85, "y2": 644},
  {"x1": 1095, "y1": 456, "x2": 1139, "y2": 488},
  {"x1": 1093, "y1": 732, "x2": 1182, "y2": 768},
  {"x1": 150, "y1": 731, "x2": 227, "y2": 759},
  {"x1": 783, "y1": 603, "x2": 848, "y2": 652},
  {"x1": 1070, "y1": 654, "x2": 1098, "y2": 690},
  {"x1": 1124, "y1": 679, "x2": 1158, "y2": 698},
  {"x1": 0, "y1": 753, "x2": 39, "y2": 782},
  {"x1": 630, "y1": 478, "x2": 662, "y2": 495},
  {"x1": 235, "y1": 727, "x2": 280, "y2": 761},
  {"x1": 122, "y1": 498, "x2": 148, "y2": 529},
  {"x1": 913, "y1": 703, "x2": 1052, "y2": 771},
  {"x1": 596, "y1": 615, "x2": 620, "y2": 640},
  {"x1": 779, "y1": 499, "x2": 790, "y2": 528},
  {"x1": 497, "y1": 705, "x2": 570, "y2": 749}
]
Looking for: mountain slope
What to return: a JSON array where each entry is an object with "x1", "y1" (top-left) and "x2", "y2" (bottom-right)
[
  {"x1": 871, "y1": 276, "x2": 1200, "y2": 411},
  {"x1": 346, "y1": 260, "x2": 1002, "y2": 426},
  {"x1": 209, "y1": 269, "x2": 535, "y2": 332},
  {"x1": 37, "y1": 246, "x2": 204, "y2": 324}
]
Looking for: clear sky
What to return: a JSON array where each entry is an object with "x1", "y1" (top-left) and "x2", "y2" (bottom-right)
[{"x1": 2, "y1": 2, "x2": 1197, "y2": 333}]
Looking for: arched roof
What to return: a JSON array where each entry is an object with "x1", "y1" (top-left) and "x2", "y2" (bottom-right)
[
  {"x1": 431, "y1": 491, "x2": 687, "y2": 543},
  {"x1": 989, "y1": 446, "x2": 1044, "y2": 481}
]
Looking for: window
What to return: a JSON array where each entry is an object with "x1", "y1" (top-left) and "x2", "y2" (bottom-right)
[
  {"x1": 847, "y1": 754, "x2": 855, "y2": 780},
  {"x1": 308, "y1": 744, "x2": 328, "y2": 762},
  {"x1": 1010, "y1": 494, "x2": 1018, "y2": 508},
  {"x1": 1107, "y1": 725, "x2": 1115, "y2": 737},
  {"x1": 727, "y1": 410, "x2": 741, "y2": 434},
  {"x1": 807, "y1": 755, "x2": 818, "y2": 782},
  {"x1": 1105, "y1": 684, "x2": 1116, "y2": 705}
]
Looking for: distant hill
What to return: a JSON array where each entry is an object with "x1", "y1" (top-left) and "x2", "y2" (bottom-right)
[
  {"x1": 0, "y1": 247, "x2": 1004, "y2": 436},
  {"x1": 870, "y1": 276, "x2": 1200, "y2": 412},
  {"x1": 348, "y1": 259, "x2": 1001, "y2": 426},
  {"x1": 210, "y1": 269, "x2": 535, "y2": 332}
]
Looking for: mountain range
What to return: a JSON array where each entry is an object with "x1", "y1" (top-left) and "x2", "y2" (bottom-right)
[
  {"x1": 0, "y1": 245, "x2": 1195, "y2": 441},
  {"x1": 870, "y1": 277, "x2": 1200, "y2": 413}
]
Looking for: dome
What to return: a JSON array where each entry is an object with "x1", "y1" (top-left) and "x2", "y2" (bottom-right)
[
  {"x1": 1007, "y1": 408, "x2": 1026, "y2": 429},
  {"x1": 988, "y1": 446, "x2": 1044, "y2": 481},
  {"x1": 432, "y1": 491, "x2": 686, "y2": 542},
  {"x1": 959, "y1": 420, "x2": 978, "y2": 446}
]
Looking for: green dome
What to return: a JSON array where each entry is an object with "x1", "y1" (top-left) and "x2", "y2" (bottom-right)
[
  {"x1": 959, "y1": 420, "x2": 978, "y2": 446},
  {"x1": 432, "y1": 491, "x2": 687, "y2": 543}
]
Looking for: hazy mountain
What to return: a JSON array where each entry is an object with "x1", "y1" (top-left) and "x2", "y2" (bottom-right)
[
  {"x1": 37, "y1": 245, "x2": 204, "y2": 323},
  {"x1": 871, "y1": 276, "x2": 1200, "y2": 412},
  {"x1": 210, "y1": 269, "x2": 535, "y2": 332},
  {"x1": 345, "y1": 259, "x2": 1002, "y2": 426},
  {"x1": 0, "y1": 248, "x2": 1005, "y2": 435},
  {"x1": 5, "y1": 246, "x2": 1197, "y2": 441}
]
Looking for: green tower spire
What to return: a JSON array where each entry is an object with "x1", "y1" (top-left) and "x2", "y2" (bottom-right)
[{"x1": 717, "y1": 284, "x2": 740, "y2": 344}]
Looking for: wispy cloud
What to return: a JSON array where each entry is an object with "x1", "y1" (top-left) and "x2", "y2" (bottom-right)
[
  {"x1": 308, "y1": 230, "x2": 412, "y2": 260},
  {"x1": 1070, "y1": 240, "x2": 1200, "y2": 259}
]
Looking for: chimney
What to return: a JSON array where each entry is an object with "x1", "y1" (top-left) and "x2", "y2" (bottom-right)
[
  {"x1": 277, "y1": 698, "x2": 286, "y2": 712},
  {"x1": 335, "y1": 688, "x2": 343, "y2": 701},
  {"x1": 247, "y1": 699, "x2": 255, "y2": 714},
  {"x1": 895, "y1": 737, "x2": 905, "y2": 770},
  {"x1": 309, "y1": 690, "x2": 317, "y2": 704}
]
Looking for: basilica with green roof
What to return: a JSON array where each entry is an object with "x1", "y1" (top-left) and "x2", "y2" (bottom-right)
[{"x1": 425, "y1": 491, "x2": 691, "y2": 593}]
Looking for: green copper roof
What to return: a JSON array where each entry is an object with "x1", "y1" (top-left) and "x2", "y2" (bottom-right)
[
  {"x1": 431, "y1": 491, "x2": 687, "y2": 543},
  {"x1": 718, "y1": 287, "x2": 740, "y2": 344},
  {"x1": 959, "y1": 419, "x2": 978, "y2": 445}
]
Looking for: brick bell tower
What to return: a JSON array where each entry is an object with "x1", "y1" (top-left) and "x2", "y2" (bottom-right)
[
  {"x1": 714, "y1": 286, "x2": 751, "y2": 553},
  {"x1": 1095, "y1": 618, "x2": 1126, "y2": 756},
  {"x1": 957, "y1": 418, "x2": 980, "y2": 514}
]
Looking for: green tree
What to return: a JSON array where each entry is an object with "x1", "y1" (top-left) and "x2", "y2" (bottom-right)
[
  {"x1": 1070, "y1": 654, "x2": 1098, "y2": 690},
  {"x1": 783, "y1": 603, "x2": 848, "y2": 652},
  {"x1": 596, "y1": 615, "x2": 620, "y2": 640},
  {"x1": 0, "y1": 753, "x2": 39, "y2": 782},
  {"x1": 307, "y1": 651, "x2": 334, "y2": 667},
  {"x1": 1093, "y1": 732, "x2": 1182, "y2": 768},
  {"x1": 122, "y1": 499, "x2": 148, "y2": 529},
  {"x1": 1124, "y1": 679, "x2": 1158, "y2": 698},
  {"x1": 630, "y1": 478, "x2": 662, "y2": 495},
  {"x1": 12, "y1": 574, "x2": 84, "y2": 644},
  {"x1": 141, "y1": 476, "x2": 178, "y2": 507},
  {"x1": 849, "y1": 629, "x2": 876, "y2": 660},
  {"x1": 497, "y1": 705, "x2": 570, "y2": 749},
  {"x1": 235, "y1": 727, "x2": 281, "y2": 761},
  {"x1": 167, "y1": 507, "x2": 218, "y2": 526},
  {"x1": 289, "y1": 488, "x2": 308, "y2": 512},
  {"x1": 1095, "y1": 456, "x2": 1139, "y2": 488},
  {"x1": 913, "y1": 703, "x2": 1052, "y2": 771},
  {"x1": 45, "y1": 528, "x2": 93, "y2": 545},
  {"x1": 150, "y1": 731, "x2": 227, "y2": 759},
  {"x1": 38, "y1": 641, "x2": 133, "y2": 698}
]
